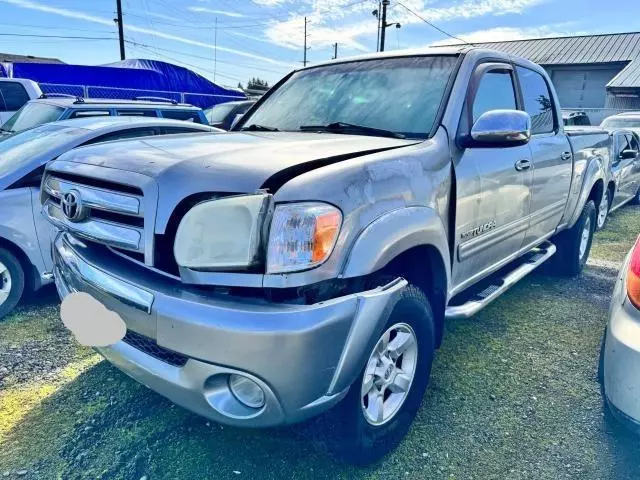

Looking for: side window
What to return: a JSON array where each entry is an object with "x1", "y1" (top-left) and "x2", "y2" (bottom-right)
[
  {"x1": 626, "y1": 133, "x2": 639, "y2": 152},
  {"x1": 0, "y1": 82, "x2": 30, "y2": 111},
  {"x1": 83, "y1": 128, "x2": 157, "y2": 145},
  {"x1": 160, "y1": 110, "x2": 201, "y2": 123},
  {"x1": 69, "y1": 110, "x2": 111, "y2": 119},
  {"x1": 116, "y1": 110, "x2": 157, "y2": 117},
  {"x1": 472, "y1": 71, "x2": 517, "y2": 123},
  {"x1": 516, "y1": 66, "x2": 555, "y2": 135},
  {"x1": 616, "y1": 134, "x2": 631, "y2": 157}
]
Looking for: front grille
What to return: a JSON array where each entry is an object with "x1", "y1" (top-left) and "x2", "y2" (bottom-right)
[
  {"x1": 42, "y1": 173, "x2": 147, "y2": 259},
  {"x1": 122, "y1": 330, "x2": 189, "y2": 367}
]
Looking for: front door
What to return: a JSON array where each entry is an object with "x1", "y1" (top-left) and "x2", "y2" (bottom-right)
[
  {"x1": 452, "y1": 64, "x2": 533, "y2": 291},
  {"x1": 516, "y1": 66, "x2": 572, "y2": 247}
]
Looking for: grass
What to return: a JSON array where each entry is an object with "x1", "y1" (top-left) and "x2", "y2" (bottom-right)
[{"x1": 1, "y1": 205, "x2": 640, "y2": 479}]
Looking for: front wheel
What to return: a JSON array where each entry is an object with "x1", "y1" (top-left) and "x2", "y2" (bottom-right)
[
  {"x1": 0, "y1": 248, "x2": 25, "y2": 321},
  {"x1": 550, "y1": 200, "x2": 596, "y2": 277},
  {"x1": 326, "y1": 284, "x2": 435, "y2": 465}
]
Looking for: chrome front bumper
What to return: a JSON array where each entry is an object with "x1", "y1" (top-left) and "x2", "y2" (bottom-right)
[{"x1": 53, "y1": 233, "x2": 406, "y2": 427}]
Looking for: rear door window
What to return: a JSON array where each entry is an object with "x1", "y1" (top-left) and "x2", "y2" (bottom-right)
[
  {"x1": 516, "y1": 66, "x2": 555, "y2": 134},
  {"x1": 616, "y1": 133, "x2": 631, "y2": 157},
  {"x1": 116, "y1": 110, "x2": 157, "y2": 117},
  {"x1": 160, "y1": 110, "x2": 202, "y2": 123},
  {"x1": 0, "y1": 82, "x2": 30, "y2": 111},
  {"x1": 68, "y1": 110, "x2": 111, "y2": 119}
]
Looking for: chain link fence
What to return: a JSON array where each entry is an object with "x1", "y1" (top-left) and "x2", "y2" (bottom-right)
[{"x1": 39, "y1": 83, "x2": 244, "y2": 109}]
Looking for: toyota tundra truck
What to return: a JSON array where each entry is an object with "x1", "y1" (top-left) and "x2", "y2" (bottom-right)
[{"x1": 43, "y1": 47, "x2": 610, "y2": 464}]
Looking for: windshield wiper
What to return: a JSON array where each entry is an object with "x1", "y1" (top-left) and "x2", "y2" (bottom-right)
[
  {"x1": 240, "y1": 124, "x2": 279, "y2": 132},
  {"x1": 299, "y1": 122, "x2": 405, "y2": 139}
]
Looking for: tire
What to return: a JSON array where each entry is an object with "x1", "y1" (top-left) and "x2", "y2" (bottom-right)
[
  {"x1": 326, "y1": 284, "x2": 435, "y2": 466},
  {"x1": 596, "y1": 189, "x2": 610, "y2": 230},
  {"x1": 550, "y1": 200, "x2": 596, "y2": 277},
  {"x1": 632, "y1": 187, "x2": 640, "y2": 205},
  {"x1": 0, "y1": 248, "x2": 25, "y2": 321}
]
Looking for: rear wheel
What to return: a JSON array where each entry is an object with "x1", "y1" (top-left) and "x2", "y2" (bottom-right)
[
  {"x1": 596, "y1": 190, "x2": 610, "y2": 230},
  {"x1": 632, "y1": 187, "x2": 640, "y2": 205},
  {"x1": 550, "y1": 200, "x2": 596, "y2": 276},
  {"x1": 0, "y1": 248, "x2": 25, "y2": 321},
  {"x1": 326, "y1": 284, "x2": 435, "y2": 465}
]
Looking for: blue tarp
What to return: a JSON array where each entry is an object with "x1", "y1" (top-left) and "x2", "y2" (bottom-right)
[{"x1": 0, "y1": 59, "x2": 245, "y2": 108}]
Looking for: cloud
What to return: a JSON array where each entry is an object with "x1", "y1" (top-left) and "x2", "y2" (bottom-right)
[
  {"x1": 251, "y1": 0, "x2": 288, "y2": 5},
  {"x1": 427, "y1": 24, "x2": 582, "y2": 46},
  {"x1": 263, "y1": 0, "x2": 548, "y2": 53},
  {"x1": 0, "y1": 0, "x2": 293, "y2": 67},
  {"x1": 187, "y1": 6, "x2": 245, "y2": 18}
]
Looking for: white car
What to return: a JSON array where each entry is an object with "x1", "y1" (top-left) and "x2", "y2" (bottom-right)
[
  {"x1": 0, "y1": 116, "x2": 220, "y2": 320},
  {"x1": 601, "y1": 236, "x2": 640, "y2": 432},
  {"x1": 601, "y1": 112, "x2": 640, "y2": 136},
  {"x1": 0, "y1": 78, "x2": 41, "y2": 125}
]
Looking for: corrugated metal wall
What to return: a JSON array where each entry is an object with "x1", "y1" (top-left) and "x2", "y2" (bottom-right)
[
  {"x1": 544, "y1": 65, "x2": 622, "y2": 108},
  {"x1": 605, "y1": 91, "x2": 640, "y2": 109}
]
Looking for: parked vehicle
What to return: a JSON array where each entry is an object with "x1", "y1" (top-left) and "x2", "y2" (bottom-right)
[
  {"x1": 0, "y1": 116, "x2": 218, "y2": 319},
  {"x1": 203, "y1": 100, "x2": 255, "y2": 130},
  {"x1": 566, "y1": 127, "x2": 640, "y2": 229},
  {"x1": 562, "y1": 110, "x2": 591, "y2": 126},
  {"x1": 600, "y1": 236, "x2": 640, "y2": 433},
  {"x1": 45, "y1": 47, "x2": 609, "y2": 464},
  {"x1": 600, "y1": 129, "x2": 640, "y2": 228},
  {"x1": 601, "y1": 112, "x2": 640, "y2": 134},
  {"x1": 0, "y1": 96, "x2": 208, "y2": 137},
  {"x1": 0, "y1": 78, "x2": 41, "y2": 125}
]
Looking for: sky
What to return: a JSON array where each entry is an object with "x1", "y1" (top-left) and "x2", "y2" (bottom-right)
[{"x1": 0, "y1": 0, "x2": 636, "y2": 88}]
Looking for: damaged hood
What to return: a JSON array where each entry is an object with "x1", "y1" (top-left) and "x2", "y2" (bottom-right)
[{"x1": 57, "y1": 131, "x2": 419, "y2": 194}]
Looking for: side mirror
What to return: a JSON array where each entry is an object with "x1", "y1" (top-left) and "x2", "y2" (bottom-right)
[
  {"x1": 230, "y1": 113, "x2": 244, "y2": 131},
  {"x1": 620, "y1": 149, "x2": 638, "y2": 160},
  {"x1": 466, "y1": 110, "x2": 531, "y2": 148}
]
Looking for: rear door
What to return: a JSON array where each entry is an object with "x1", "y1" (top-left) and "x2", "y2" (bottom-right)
[
  {"x1": 612, "y1": 132, "x2": 640, "y2": 206},
  {"x1": 516, "y1": 66, "x2": 573, "y2": 247},
  {"x1": 0, "y1": 82, "x2": 30, "y2": 124},
  {"x1": 452, "y1": 63, "x2": 533, "y2": 289}
]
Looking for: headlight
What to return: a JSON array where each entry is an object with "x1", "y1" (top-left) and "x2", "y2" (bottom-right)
[
  {"x1": 267, "y1": 202, "x2": 342, "y2": 274},
  {"x1": 174, "y1": 194, "x2": 271, "y2": 270}
]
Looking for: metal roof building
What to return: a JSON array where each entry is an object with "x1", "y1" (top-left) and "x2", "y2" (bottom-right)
[
  {"x1": 0, "y1": 53, "x2": 64, "y2": 64},
  {"x1": 442, "y1": 32, "x2": 640, "y2": 114}
]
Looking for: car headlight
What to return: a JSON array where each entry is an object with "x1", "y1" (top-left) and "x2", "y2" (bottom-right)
[
  {"x1": 266, "y1": 202, "x2": 342, "y2": 274},
  {"x1": 174, "y1": 194, "x2": 271, "y2": 270}
]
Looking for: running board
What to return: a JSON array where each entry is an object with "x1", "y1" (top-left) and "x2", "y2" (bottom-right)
[{"x1": 445, "y1": 241, "x2": 556, "y2": 320}]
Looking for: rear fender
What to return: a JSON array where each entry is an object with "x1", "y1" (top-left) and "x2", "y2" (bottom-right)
[{"x1": 565, "y1": 156, "x2": 604, "y2": 228}]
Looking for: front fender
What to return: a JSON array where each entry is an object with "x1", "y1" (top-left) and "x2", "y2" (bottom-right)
[
  {"x1": 565, "y1": 156, "x2": 604, "y2": 228},
  {"x1": 340, "y1": 206, "x2": 451, "y2": 287}
]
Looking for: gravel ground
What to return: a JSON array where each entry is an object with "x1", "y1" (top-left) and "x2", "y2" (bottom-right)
[{"x1": 1, "y1": 206, "x2": 640, "y2": 479}]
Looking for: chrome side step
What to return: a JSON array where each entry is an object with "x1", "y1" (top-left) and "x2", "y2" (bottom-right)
[{"x1": 445, "y1": 241, "x2": 556, "y2": 320}]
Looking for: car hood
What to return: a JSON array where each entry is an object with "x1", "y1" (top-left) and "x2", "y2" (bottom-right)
[{"x1": 57, "y1": 131, "x2": 419, "y2": 194}]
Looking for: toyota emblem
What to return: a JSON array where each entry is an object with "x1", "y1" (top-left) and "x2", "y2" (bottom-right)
[{"x1": 61, "y1": 190, "x2": 86, "y2": 222}]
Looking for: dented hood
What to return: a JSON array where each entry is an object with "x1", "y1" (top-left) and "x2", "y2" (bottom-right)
[{"x1": 59, "y1": 131, "x2": 418, "y2": 193}]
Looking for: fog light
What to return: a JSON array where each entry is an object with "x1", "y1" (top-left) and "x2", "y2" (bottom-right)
[{"x1": 228, "y1": 374, "x2": 265, "y2": 409}]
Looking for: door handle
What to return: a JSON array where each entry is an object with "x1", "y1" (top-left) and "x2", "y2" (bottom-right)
[
  {"x1": 514, "y1": 159, "x2": 531, "y2": 171},
  {"x1": 560, "y1": 151, "x2": 572, "y2": 161}
]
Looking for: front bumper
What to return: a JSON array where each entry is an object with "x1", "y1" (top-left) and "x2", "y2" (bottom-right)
[
  {"x1": 604, "y1": 254, "x2": 640, "y2": 425},
  {"x1": 53, "y1": 233, "x2": 406, "y2": 427}
]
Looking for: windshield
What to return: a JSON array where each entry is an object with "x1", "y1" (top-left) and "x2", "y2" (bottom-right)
[
  {"x1": 601, "y1": 117, "x2": 640, "y2": 129},
  {"x1": 0, "y1": 123, "x2": 86, "y2": 177},
  {"x1": 1, "y1": 102, "x2": 65, "y2": 133},
  {"x1": 205, "y1": 103, "x2": 238, "y2": 123},
  {"x1": 242, "y1": 55, "x2": 458, "y2": 139}
]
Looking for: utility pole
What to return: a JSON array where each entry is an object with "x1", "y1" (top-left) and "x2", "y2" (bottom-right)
[
  {"x1": 376, "y1": 1, "x2": 381, "y2": 52},
  {"x1": 332, "y1": 42, "x2": 338, "y2": 60},
  {"x1": 379, "y1": 0, "x2": 389, "y2": 52},
  {"x1": 214, "y1": 17, "x2": 218, "y2": 83},
  {"x1": 115, "y1": 0, "x2": 125, "y2": 60},
  {"x1": 303, "y1": 16, "x2": 310, "y2": 67}
]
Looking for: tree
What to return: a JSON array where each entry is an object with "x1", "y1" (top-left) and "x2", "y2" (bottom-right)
[
  {"x1": 247, "y1": 77, "x2": 269, "y2": 90},
  {"x1": 237, "y1": 82, "x2": 243, "y2": 90}
]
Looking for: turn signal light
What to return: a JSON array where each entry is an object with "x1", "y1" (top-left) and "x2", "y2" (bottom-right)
[{"x1": 627, "y1": 236, "x2": 640, "y2": 309}]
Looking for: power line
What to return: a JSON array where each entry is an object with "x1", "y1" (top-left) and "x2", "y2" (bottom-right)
[{"x1": 395, "y1": 1, "x2": 469, "y2": 44}]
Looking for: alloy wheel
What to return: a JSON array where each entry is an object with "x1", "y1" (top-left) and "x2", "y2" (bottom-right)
[
  {"x1": 597, "y1": 191, "x2": 609, "y2": 229},
  {"x1": 360, "y1": 323, "x2": 418, "y2": 426},
  {"x1": 0, "y1": 261, "x2": 12, "y2": 306},
  {"x1": 579, "y1": 216, "x2": 592, "y2": 261}
]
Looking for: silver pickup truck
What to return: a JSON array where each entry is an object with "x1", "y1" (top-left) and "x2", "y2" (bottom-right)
[{"x1": 44, "y1": 47, "x2": 609, "y2": 464}]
